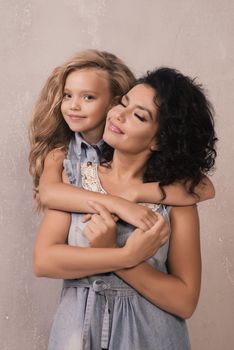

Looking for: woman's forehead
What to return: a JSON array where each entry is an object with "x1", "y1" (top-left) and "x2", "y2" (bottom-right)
[{"x1": 126, "y1": 84, "x2": 157, "y2": 115}]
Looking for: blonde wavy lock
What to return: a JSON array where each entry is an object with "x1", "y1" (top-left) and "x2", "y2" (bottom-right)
[{"x1": 28, "y1": 49, "x2": 135, "y2": 195}]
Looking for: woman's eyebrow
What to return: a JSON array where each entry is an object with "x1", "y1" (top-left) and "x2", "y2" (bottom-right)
[{"x1": 124, "y1": 94, "x2": 153, "y2": 120}]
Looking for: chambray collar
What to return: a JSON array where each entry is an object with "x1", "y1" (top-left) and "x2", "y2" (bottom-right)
[{"x1": 74, "y1": 132, "x2": 104, "y2": 157}]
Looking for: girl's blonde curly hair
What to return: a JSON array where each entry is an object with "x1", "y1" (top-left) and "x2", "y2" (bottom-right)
[{"x1": 28, "y1": 49, "x2": 135, "y2": 194}]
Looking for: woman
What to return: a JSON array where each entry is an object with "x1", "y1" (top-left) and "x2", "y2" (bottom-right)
[{"x1": 34, "y1": 67, "x2": 217, "y2": 349}]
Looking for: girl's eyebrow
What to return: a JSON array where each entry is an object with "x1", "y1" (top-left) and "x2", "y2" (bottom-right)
[
  {"x1": 63, "y1": 88, "x2": 98, "y2": 94},
  {"x1": 124, "y1": 94, "x2": 153, "y2": 120}
]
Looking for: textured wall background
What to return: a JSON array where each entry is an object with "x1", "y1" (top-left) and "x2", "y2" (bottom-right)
[{"x1": 0, "y1": 0, "x2": 233, "y2": 349}]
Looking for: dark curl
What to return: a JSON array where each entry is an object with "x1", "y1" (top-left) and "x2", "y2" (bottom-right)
[{"x1": 102, "y1": 67, "x2": 218, "y2": 199}]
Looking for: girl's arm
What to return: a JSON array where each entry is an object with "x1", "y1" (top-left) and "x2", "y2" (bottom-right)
[
  {"x1": 33, "y1": 209, "x2": 168, "y2": 279},
  {"x1": 131, "y1": 177, "x2": 215, "y2": 205},
  {"x1": 115, "y1": 205, "x2": 201, "y2": 319},
  {"x1": 38, "y1": 150, "x2": 160, "y2": 230},
  {"x1": 39, "y1": 150, "x2": 214, "y2": 217}
]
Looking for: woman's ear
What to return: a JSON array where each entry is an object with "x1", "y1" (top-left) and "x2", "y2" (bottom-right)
[
  {"x1": 150, "y1": 145, "x2": 157, "y2": 152},
  {"x1": 150, "y1": 137, "x2": 158, "y2": 152}
]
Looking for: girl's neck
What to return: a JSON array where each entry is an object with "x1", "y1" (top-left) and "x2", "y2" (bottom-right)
[{"x1": 81, "y1": 127, "x2": 104, "y2": 145}]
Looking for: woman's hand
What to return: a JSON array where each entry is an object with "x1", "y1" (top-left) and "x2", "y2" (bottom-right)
[
  {"x1": 123, "y1": 213, "x2": 170, "y2": 267},
  {"x1": 83, "y1": 202, "x2": 118, "y2": 248}
]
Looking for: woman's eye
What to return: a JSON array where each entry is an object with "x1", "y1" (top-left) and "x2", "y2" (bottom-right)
[
  {"x1": 119, "y1": 101, "x2": 126, "y2": 107},
  {"x1": 135, "y1": 113, "x2": 146, "y2": 122},
  {"x1": 84, "y1": 95, "x2": 95, "y2": 101}
]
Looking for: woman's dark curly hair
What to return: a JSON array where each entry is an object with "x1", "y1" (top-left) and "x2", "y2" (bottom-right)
[{"x1": 101, "y1": 67, "x2": 217, "y2": 199}]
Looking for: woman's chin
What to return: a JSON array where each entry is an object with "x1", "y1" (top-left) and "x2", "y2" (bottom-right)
[{"x1": 103, "y1": 134, "x2": 113, "y2": 147}]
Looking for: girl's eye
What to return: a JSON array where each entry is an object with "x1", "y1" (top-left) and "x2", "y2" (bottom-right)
[
  {"x1": 63, "y1": 93, "x2": 72, "y2": 99},
  {"x1": 135, "y1": 113, "x2": 146, "y2": 122},
  {"x1": 84, "y1": 95, "x2": 95, "y2": 101}
]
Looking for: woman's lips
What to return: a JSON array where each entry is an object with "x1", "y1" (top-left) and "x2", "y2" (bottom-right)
[{"x1": 108, "y1": 122, "x2": 124, "y2": 134}]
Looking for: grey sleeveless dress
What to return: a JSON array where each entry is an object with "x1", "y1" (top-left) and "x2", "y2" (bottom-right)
[{"x1": 48, "y1": 135, "x2": 191, "y2": 350}]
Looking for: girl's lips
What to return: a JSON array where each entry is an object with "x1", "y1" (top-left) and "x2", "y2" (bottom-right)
[
  {"x1": 67, "y1": 114, "x2": 86, "y2": 120},
  {"x1": 108, "y1": 122, "x2": 124, "y2": 134}
]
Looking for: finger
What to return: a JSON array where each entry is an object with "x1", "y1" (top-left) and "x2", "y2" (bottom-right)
[
  {"x1": 142, "y1": 219, "x2": 152, "y2": 230},
  {"x1": 83, "y1": 226, "x2": 95, "y2": 240},
  {"x1": 112, "y1": 214, "x2": 119, "y2": 222},
  {"x1": 142, "y1": 215, "x2": 157, "y2": 229},
  {"x1": 160, "y1": 235, "x2": 169, "y2": 246},
  {"x1": 150, "y1": 212, "x2": 159, "y2": 224},
  {"x1": 88, "y1": 219, "x2": 106, "y2": 233},
  {"x1": 145, "y1": 213, "x2": 165, "y2": 233},
  {"x1": 138, "y1": 221, "x2": 150, "y2": 231},
  {"x1": 91, "y1": 213, "x2": 106, "y2": 225},
  {"x1": 82, "y1": 214, "x2": 92, "y2": 223},
  {"x1": 88, "y1": 201, "x2": 115, "y2": 223},
  {"x1": 142, "y1": 211, "x2": 158, "y2": 229}
]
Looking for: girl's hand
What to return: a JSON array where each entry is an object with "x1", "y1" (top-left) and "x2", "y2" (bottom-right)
[
  {"x1": 83, "y1": 202, "x2": 118, "y2": 248},
  {"x1": 113, "y1": 199, "x2": 158, "y2": 231},
  {"x1": 124, "y1": 213, "x2": 169, "y2": 267}
]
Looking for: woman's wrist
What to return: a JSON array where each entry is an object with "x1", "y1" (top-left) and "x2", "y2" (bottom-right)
[{"x1": 119, "y1": 246, "x2": 137, "y2": 268}]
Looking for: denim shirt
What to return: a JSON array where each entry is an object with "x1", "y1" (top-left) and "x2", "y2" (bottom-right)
[{"x1": 63, "y1": 132, "x2": 104, "y2": 187}]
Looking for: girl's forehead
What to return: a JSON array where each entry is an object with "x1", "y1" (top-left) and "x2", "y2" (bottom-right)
[
  {"x1": 64, "y1": 68, "x2": 110, "y2": 91},
  {"x1": 67, "y1": 67, "x2": 109, "y2": 81}
]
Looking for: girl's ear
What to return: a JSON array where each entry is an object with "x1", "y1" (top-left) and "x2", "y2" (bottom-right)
[
  {"x1": 107, "y1": 96, "x2": 120, "y2": 112},
  {"x1": 111, "y1": 96, "x2": 121, "y2": 107}
]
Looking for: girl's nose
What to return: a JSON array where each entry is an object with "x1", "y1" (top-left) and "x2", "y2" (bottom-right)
[{"x1": 70, "y1": 98, "x2": 81, "y2": 111}]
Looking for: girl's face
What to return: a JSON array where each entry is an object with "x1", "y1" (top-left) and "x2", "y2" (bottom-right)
[
  {"x1": 103, "y1": 84, "x2": 158, "y2": 155},
  {"x1": 61, "y1": 68, "x2": 113, "y2": 144}
]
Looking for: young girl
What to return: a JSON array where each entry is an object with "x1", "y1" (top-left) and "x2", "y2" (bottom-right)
[
  {"x1": 32, "y1": 64, "x2": 217, "y2": 349},
  {"x1": 29, "y1": 49, "x2": 214, "y2": 226}
]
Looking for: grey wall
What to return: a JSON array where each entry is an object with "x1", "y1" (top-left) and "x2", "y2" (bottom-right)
[{"x1": 0, "y1": 1, "x2": 233, "y2": 349}]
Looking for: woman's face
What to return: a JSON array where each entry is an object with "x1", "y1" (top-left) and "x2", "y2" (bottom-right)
[{"x1": 103, "y1": 84, "x2": 158, "y2": 155}]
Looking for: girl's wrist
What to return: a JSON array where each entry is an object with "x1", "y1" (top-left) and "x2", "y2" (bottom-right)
[{"x1": 107, "y1": 196, "x2": 126, "y2": 215}]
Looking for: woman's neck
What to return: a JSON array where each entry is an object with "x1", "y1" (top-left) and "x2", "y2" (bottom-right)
[{"x1": 107, "y1": 149, "x2": 149, "y2": 182}]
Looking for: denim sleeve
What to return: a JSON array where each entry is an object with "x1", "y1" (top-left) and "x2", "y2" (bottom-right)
[{"x1": 63, "y1": 158, "x2": 77, "y2": 185}]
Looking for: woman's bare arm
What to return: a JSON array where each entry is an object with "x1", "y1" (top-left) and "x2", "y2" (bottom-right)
[
  {"x1": 33, "y1": 209, "x2": 168, "y2": 279},
  {"x1": 115, "y1": 205, "x2": 201, "y2": 319}
]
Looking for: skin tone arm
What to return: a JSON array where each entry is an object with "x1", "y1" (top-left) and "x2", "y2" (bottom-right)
[
  {"x1": 39, "y1": 150, "x2": 215, "y2": 218},
  {"x1": 38, "y1": 149, "x2": 162, "y2": 230},
  {"x1": 125, "y1": 177, "x2": 215, "y2": 204},
  {"x1": 33, "y1": 209, "x2": 169, "y2": 279},
  {"x1": 115, "y1": 205, "x2": 201, "y2": 319},
  {"x1": 84, "y1": 202, "x2": 201, "y2": 320}
]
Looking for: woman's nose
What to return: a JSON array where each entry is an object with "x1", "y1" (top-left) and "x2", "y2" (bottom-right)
[{"x1": 114, "y1": 107, "x2": 126, "y2": 121}]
